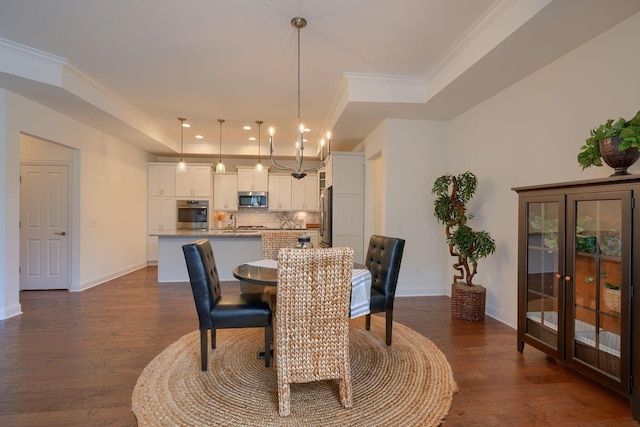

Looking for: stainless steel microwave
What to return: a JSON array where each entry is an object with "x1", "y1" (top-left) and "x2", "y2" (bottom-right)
[{"x1": 238, "y1": 191, "x2": 268, "y2": 208}]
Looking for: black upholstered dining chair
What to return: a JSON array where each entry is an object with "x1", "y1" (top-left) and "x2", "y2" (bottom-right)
[
  {"x1": 182, "y1": 239, "x2": 272, "y2": 370},
  {"x1": 364, "y1": 235, "x2": 406, "y2": 345}
]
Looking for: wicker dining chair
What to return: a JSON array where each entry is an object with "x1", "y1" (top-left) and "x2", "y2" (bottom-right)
[
  {"x1": 240, "y1": 230, "x2": 304, "y2": 294},
  {"x1": 274, "y1": 247, "x2": 354, "y2": 417}
]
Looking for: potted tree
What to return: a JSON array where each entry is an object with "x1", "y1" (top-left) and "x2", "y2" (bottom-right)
[
  {"x1": 577, "y1": 109, "x2": 640, "y2": 176},
  {"x1": 432, "y1": 171, "x2": 496, "y2": 321}
]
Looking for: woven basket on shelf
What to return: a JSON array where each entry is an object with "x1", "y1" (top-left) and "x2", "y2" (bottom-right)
[
  {"x1": 451, "y1": 282, "x2": 486, "y2": 322},
  {"x1": 603, "y1": 287, "x2": 621, "y2": 314}
]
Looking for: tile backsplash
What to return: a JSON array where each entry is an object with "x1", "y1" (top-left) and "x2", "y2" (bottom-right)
[{"x1": 212, "y1": 210, "x2": 319, "y2": 230}]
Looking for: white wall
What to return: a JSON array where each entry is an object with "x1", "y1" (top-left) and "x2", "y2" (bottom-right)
[
  {"x1": 363, "y1": 118, "x2": 450, "y2": 296},
  {"x1": 0, "y1": 90, "x2": 154, "y2": 318},
  {"x1": 449, "y1": 10, "x2": 640, "y2": 327},
  {"x1": 0, "y1": 89, "x2": 21, "y2": 319},
  {"x1": 361, "y1": 11, "x2": 640, "y2": 327}
]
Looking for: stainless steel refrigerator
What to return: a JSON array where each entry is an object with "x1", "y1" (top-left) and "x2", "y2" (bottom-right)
[{"x1": 319, "y1": 186, "x2": 332, "y2": 247}]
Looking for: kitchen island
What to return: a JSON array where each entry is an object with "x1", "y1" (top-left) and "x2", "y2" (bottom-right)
[{"x1": 151, "y1": 229, "x2": 316, "y2": 282}]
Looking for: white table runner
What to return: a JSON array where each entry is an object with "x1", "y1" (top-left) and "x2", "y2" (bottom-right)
[{"x1": 244, "y1": 259, "x2": 372, "y2": 318}]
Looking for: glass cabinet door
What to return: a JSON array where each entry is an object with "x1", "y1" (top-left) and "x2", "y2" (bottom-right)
[
  {"x1": 568, "y1": 192, "x2": 630, "y2": 384},
  {"x1": 523, "y1": 198, "x2": 563, "y2": 354}
]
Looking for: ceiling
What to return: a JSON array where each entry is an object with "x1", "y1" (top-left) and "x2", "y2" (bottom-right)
[{"x1": 1, "y1": 0, "x2": 639, "y2": 158}]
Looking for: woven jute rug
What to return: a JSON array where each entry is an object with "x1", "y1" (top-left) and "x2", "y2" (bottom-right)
[{"x1": 132, "y1": 315, "x2": 457, "y2": 426}]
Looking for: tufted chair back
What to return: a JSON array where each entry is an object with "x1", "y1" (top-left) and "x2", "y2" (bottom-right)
[
  {"x1": 364, "y1": 235, "x2": 405, "y2": 345},
  {"x1": 182, "y1": 239, "x2": 272, "y2": 370},
  {"x1": 366, "y1": 235, "x2": 405, "y2": 310},
  {"x1": 182, "y1": 239, "x2": 222, "y2": 330}
]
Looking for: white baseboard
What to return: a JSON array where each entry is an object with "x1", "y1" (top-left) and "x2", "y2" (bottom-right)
[
  {"x1": 0, "y1": 302, "x2": 23, "y2": 320},
  {"x1": 396, "y1": 283, "x2": 449, "y2": 297},
  {"x1": 72, "y1": 262, "x2": 148, "y2": 292}
]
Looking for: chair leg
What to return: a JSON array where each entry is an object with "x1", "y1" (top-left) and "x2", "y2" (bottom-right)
[
  {"x1": 278, "y1": 382, "x2": 291, "y2": 417},
  {"x1": 365, "y1": 313, "x2": 371, "y2": 330},
  {"x1": 385, "y1": 309, "x2": 393, "y2": 346},
  {"x1": 211, "y1": 328, "x2": 216, "y2": 349},
  {"x1": 339, "y1": 375, "x2": 353, "y2": 409},
  {"x1": 264, "y1": 324, "x2": 272, "y2": 368},
  {"x1": 200, "y1": 329, "x2": 208, "y2": 371}
]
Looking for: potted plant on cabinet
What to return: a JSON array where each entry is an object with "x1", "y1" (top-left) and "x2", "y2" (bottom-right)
[
  {"x1": 577, "y1": 109, "x2": 640, "y2": 176},
  {"x1": 432, "y1": 171, "x2": 496, "y2": 321}
]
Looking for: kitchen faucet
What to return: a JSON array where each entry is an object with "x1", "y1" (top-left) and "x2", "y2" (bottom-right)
[{"x1": 230, "y1": 213, "x2": 237, "y2": 231}]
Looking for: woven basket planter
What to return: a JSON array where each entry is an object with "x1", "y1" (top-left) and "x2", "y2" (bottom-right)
[
  {"x1": 603, "y1": 287, "x2": 621, "y2": 314},
  {"x1": 451, "y1": 282, "x2": 486, "y2": 322}
]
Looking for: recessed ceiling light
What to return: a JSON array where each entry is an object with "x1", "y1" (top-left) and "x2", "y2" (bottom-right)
[
  {"x1": 195, "y1": 135, "x2": 203, "y2": 139},
  {"x1": 303, "y1": 127, "x2": 310, "y2": 132},
  {"x1": 243, "y1": 125, "x2": 252, "y2": 130},
  {"x1": 182, "y1": 123, "x2": 191, "y2": 128},
  {"x1": 249, "y1": 137, "x2": 256, "y2": 141}
]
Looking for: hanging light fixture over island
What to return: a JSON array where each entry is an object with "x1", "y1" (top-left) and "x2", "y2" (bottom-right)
[
  {"x1": 255, "y1": 120, "x2": 264, "y2": 172},
  {"x1": 216, "y1": 118, "x2": 226, "y2": 173},
  {"x1": 177, "y1": 117, "x2": 187, "y2": 172}
]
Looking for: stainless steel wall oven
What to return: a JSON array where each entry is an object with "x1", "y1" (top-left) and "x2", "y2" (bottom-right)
[{"x1": 176, "y1": 200, "x2": 209, "y2": 230}]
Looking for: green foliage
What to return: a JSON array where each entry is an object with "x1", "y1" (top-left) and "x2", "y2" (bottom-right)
[
  {"x1": 448, "y1": 225, "x2": 496, "y2": 266},
  {"x1": 578, "y1": 109, "x2": 640, "y2": 170},
  {"x1": 431, "y1": 171, "x2": 495, "y2": 286},
  {"x1": 432, "y1": 171, "x2": 477, "y2": 227},
  {"x1": 605, "y1": 282, "x2": 620, "y2": 291}
]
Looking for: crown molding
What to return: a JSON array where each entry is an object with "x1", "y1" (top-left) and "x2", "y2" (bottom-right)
[{"x1": 0, "y1": 37, "x2": 176, "y2": 153}]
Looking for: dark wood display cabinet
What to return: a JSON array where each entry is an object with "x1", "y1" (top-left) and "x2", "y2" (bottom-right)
[{"x1": 513, "y1": 175, "x2": 640, "y2": 420}]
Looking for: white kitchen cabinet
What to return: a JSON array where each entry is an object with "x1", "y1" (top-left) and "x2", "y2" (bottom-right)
[
  {"x1": 324, "y1": 156, "x2": 333, "y2": 189},
  {"x1": 325, "y1": 152, "x2": 365, "y2": 263},
  {"x1": 328, "y1": 152, "x2": 364, "y2": 195},
  {"x1": 148, "y1": 164, "x2": 175, "y2": 196},
  {"x1": 237, "y1": 166, "x2": 269, "y2": 192},
  {"x1": 291, "y1": 174, "x2": 319, "y2": 211},
  {"x1": 175, "y1": 165, "x2": 211, "y2": 198},
  {"x1": 213, "y1": 173, "x2": 238, "y2": 211},
  {"x1": 147, "y1": 197, "x2": 176, "y2": 262},
  {"x1": 333, "y1": 194, "x2": 364, "y2": 262},
  {"x1": 268, "y1": 174, "x2": 292, "y2": 211},
  {"x1": 148, "y1": 197, "x2": 176, "y2": 233}
]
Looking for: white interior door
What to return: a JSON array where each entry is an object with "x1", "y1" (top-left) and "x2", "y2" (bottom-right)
[{"x1": 20, "y1": 164, "x2": 70, "y2": 290}]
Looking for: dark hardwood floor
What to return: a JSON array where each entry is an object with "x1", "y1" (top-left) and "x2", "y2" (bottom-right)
[{"x1": 0, "y1": 266, "x2": 636, "y2": 426}]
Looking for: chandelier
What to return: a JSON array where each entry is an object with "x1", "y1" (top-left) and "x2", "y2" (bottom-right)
[{"x1": 269, "y1": 17, "x2": 328, "y2": 180}]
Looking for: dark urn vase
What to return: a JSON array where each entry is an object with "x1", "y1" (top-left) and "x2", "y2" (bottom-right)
[{"x1": 599, "y1": 136, "x2": 640, "y2": 176}]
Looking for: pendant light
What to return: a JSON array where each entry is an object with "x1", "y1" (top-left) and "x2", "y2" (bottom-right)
[
  {"x1": 255, "y1": 120, "x2": 264, "y2": 172},
  {"x1": 177, "y1": 117, "x2": 187, "y2": 172},
  {"x1": 269, "y1": 17, "x2": 328, "y2": 180},
  {"x1": 216, "y1": 118, "x2": 226, "y2": 173}
]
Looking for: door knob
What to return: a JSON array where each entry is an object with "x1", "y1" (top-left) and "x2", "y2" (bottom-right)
[{"x1": 55, "y1": 231, "x2": 67, "y2": 236}]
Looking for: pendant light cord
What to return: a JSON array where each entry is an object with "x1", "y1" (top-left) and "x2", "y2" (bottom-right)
[
  {"x1": 178, "y1": 117, "x2": 186, "y2": 161},
  {"x1": 217, "y1": 118, "x2": 224, "y2": 163}
]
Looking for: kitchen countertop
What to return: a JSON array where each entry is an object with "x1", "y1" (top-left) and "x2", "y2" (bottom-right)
[
  {"x1": 153, "y1": 228, "x2": 318, "y2": 282},
  {"x1": 150, "y1": 228, "x2": 315, "y2": 237}
]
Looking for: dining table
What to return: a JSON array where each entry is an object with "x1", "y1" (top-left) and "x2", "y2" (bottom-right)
[{"x1": 233, "y1": 259, "x2": 372, "y2": 318}]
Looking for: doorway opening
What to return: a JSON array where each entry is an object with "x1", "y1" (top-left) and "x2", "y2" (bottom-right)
[{"x1": 19, "y1": 134, "x2": 74, "y2": 290}]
